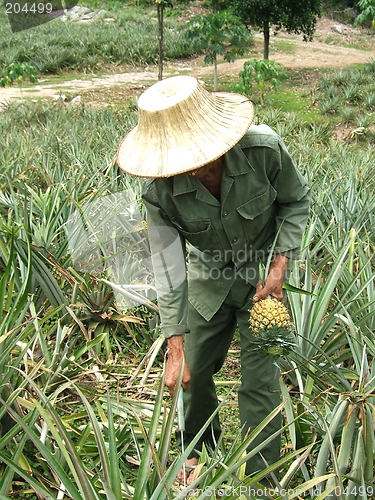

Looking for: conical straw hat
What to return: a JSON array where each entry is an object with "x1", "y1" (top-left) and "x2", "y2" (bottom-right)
[{"x1": 117, "y1": 76, "x2": 254, "y2": 178}]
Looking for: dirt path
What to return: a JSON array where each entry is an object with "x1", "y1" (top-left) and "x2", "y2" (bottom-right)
[
  {"x1": 1, "y1": 17, "x2": 374, "y2": 105},
  {"x1": 0, "y1": 71, "x2": 159, "y2": 103}
]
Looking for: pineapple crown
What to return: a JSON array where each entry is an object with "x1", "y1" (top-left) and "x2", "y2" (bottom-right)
[{"x1": 249, "y1": 296, "x2": 295, "y2": 356}]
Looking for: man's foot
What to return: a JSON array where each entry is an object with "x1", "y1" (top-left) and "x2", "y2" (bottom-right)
[{"x1": 176, "y1": 457, "x2": 199, "y2": 485}]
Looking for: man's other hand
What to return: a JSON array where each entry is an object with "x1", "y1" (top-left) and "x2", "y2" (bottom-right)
[{"x1": 165, "y1": 335, "x2": 191, "y2": 397}]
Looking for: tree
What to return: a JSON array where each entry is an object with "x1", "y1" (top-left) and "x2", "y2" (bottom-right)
[
  {"x1": 155, "y1": 0, "x2": 173, "y2": 81},
  {"x1": 354, "y1": 0, "x2": 375, "y2": 28},
  {"x1": 229, "y1": 0, "x2": 322, "y2": 60},
  {"x1": 186, "y1": 10, "x2": 252, "y2": 91},
  {"x1": 233, "y1": 59, "x2": 287, "y2": 104}
]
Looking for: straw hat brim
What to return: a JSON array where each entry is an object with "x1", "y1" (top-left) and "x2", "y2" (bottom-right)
[{"x1": 116, "y1": 79, "x2": 254, "y2": 178}]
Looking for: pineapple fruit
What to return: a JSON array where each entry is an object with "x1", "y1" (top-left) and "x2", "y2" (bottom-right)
[{"x1": 249, "y1": 296, "x2": 295, "y2": 356}]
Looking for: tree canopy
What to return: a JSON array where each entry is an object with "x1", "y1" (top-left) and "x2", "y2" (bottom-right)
[
  {"x1": 354, "y1": 0, "x2": 375, "y2": 27},
  {"x1": 186, "y1": 10, "x2": 251, "y2": 90},
  {"x1": 229, "y1": 0, "x2": 322, "y2": 59}
]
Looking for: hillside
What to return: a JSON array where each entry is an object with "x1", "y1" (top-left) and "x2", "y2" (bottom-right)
[{"x1": 0, "y1": 14, "x2": 374, "y2": 105}]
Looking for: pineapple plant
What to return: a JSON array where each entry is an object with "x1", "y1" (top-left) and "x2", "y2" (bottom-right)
[{"x1": 249, "y1": 297, "x2": 296, "y2": 356}]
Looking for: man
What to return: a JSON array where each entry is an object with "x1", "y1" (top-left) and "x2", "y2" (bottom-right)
[{"x1": 117, "y1": 75, "x2": 310, "y2": 483}]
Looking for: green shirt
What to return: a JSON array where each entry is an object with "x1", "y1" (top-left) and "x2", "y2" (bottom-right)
[{"x1": 142, "y1": 124, "x2": 311, "y2": 337}]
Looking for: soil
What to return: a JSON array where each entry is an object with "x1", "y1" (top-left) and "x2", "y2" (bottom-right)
[{"x1": 1, "y1": 16, "x2": 375, "y2": 106}]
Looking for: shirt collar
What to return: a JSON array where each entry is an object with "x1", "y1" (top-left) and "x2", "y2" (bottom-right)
[{"x1": 172, "y1": 141, "x2": 254, "y2": 196}]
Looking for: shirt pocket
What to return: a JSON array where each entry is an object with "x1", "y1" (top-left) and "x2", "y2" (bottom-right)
[
  {"x1": 236, "y1": 185, "x2": 277, "y2": 242},
  {"x1": 171, "y1": 216, "x2": 222, "y2": 252}
]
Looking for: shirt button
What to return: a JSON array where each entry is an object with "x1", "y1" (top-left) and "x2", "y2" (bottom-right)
[
  {"x1": 223, "y1": 211, "x2": 229, "y2": 218},
  {"x1": 232, "y1": 237, "x2": 238, "y2": 243}
]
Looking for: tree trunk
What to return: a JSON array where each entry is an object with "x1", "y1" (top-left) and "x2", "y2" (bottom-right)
[
  {"x1": 263, "y1": 21, "x2": 270, "y2": 60},
  {"x1": 214, "y1": 56, "x2": 218, "y2": 91},
  {"x1": 157, "y1": 4, "x2": 164, "y2": 81}
]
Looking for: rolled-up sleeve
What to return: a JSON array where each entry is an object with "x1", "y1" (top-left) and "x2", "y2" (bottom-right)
[{"x1": 142, "y1": 182, "x2": 190, "y2": 338}]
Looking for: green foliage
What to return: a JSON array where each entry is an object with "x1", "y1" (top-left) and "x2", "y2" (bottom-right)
[
  {"x1": 0, "y1": 100, "x2": 137, "y2": 193},
  {"x1": 250, "y1": 326, "x2": 296, "y2": 356},
  {"x1": 186, "y1": 9, "x2": 252, "y2": 89},
  {"x1": 313, "y1": 62, "x2": 375, "y2": 134},
  {"x1": 0, "y1": 7, "x2": 195, "y2": 74},
  {"x1": 0, "y1": 100, "x2": 153, "y2": 353},
  {"x1": 229, "y1": 0, "x2": 322, "y2": 58},
  {"x1": 354, "y1": 0, "x2": 375, "y2": 27},
  {"x1": 231, "y1": 59, "x2": 287, "y2": 104},
  {"x1": 0, "y1": 55, "x2": 375, "y2": 497},
  {"x1": 186, "y1": 10, "x2": 251, "y2": 64},
  {"x1": 80, "y1": 0, "x2": 125, "y2": 7},
  {"x1": 0, "y1": 62, "x2": 37, "y2": 87},
  {"x1": 230, "y1": 0, "x2": 322, "y2": 36}
]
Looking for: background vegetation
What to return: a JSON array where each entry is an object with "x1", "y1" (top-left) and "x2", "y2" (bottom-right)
[
  {"x1": 0, "y1": 3, "x2": 194, "y2": 74},
  {"x1": 0, "y1": 0, "x2": 374, "y2": 498}
]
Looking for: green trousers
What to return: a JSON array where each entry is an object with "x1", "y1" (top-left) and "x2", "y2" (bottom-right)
[{"x1": 179, "y1": 273, "x2": 281, "y2": 476}]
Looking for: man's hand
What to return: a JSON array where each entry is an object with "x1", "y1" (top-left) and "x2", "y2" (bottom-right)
[
  {"x1": 165, "y1": 335, "x2": 191, "y2": 397},
  {"x1": 253, "y1": 254, "x2": 289, "y2": 302}
]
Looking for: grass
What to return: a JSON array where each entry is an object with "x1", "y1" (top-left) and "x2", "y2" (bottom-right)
[
  {"x1": 341, "y1": 41, "x2": 371, "y2": 51},
  {"x1": 224, "y1": 59, "x2": 375, "y2": 131},
  {"x1": 0, "y1": 4, "x2": 196, "y2": 74},
  {"x1": 265, "y1": 89, "x2": 321, "y2": 122},
  {"x1": 272, "y1": 39, "x2": 297, "y2": 54}
]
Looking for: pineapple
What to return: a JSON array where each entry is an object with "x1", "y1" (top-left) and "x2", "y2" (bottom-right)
[{"x1": 249, "y1": 297, "x2": 295, "y2": 356}]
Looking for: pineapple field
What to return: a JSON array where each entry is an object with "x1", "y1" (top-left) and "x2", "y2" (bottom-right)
[{"x1": 0, "y1": 0, "x2": 375, "y2": 498}]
